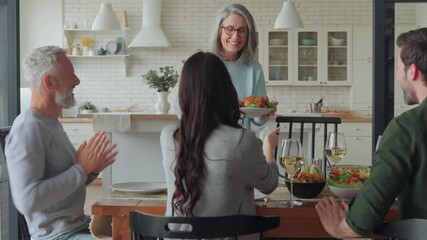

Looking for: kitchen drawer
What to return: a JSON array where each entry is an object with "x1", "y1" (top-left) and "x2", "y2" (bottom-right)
[
  {"x1": 62, "y1": 123, "x2": 93, "y2": 137},
  {"x1": 316, "y1": 122, "x2": 372, "y2": 137},
  {"x1": 315, "y1": 122, "x2": 372, "y2": 166},
  {"x1": 340, "y1": 136, "x2": 372, "y2": 166},
  {"x1": 68, "y1": 136, "x2": 89, "y2": 150},
  {"x1": 339, "y1": 123, "x2": 372, "y2": 136}
]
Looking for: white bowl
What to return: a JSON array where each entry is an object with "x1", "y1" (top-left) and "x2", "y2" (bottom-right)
[
  {"x1": 328, "y1": 36, "x2": 345, "y2": 46},
  {"x1": 269, "y1": 38, "x2": 285, "y2": 45},
  {"x1": 328, "y1": 185, "x2": 360, "y2": 200}
]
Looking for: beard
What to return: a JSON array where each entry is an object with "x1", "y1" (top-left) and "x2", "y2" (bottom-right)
[
  {"x1": 403, "y1": 89, "x2": 418, "y2": 105},
  {"x1": 401, "y1": 73, "x2": 418, "y2": 105},
  {"x1": 55, "y1": 89, "x2": 76, "y2": 109}
]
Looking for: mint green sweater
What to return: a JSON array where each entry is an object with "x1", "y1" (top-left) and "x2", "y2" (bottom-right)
[
  {"x1": 223, "y1": 59, "x2": 268, "y2": 129},
  {"x1": 346, "y1": 99, "x2": 427, "y2": 235}
]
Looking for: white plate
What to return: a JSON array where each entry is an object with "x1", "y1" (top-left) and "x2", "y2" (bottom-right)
[
  {"x1": 106, "y1": 41, "x2": 118, "y2": 55},
  {"x1": 254, "y1": 189, "x2": 267, "y2": 200},
  {"x1": 110, "y1": 182, "x2": 167, "y2": 194},
  {"x1": 240, "y1": 108, "x2": 273, "y2": 118}
]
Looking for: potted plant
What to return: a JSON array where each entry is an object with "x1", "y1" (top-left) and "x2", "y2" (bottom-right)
[
  {"x1": 79, "y1": 101, "x2": 96, "y2": 114},
  {"x1": 142, "y1": 66, "x2": 179, "y2": 92},
  {"x1": 142, "y1": 66, "x2": 179, "y2": 114}
]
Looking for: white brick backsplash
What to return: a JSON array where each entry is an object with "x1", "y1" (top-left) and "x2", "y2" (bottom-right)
[{"x1": 61, "y1": 0, "x2": 420, "y2": 113}]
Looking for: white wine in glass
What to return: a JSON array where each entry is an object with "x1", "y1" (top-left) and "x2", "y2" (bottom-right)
[
  {"x1": 324, "y1": 132, "x2": 347, "y2": 165},
  {"x1": 279, "y1": 138, "x2": 304, "y2": 206}
]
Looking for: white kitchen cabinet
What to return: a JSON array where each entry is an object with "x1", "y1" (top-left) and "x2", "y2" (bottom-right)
[
  {"x1": 293, "y1": 28, "x2": 322, "y2": 86},
  {"x1": 264, "y1": 27, "x2": 352, "y2": 86},
  {"x1": 264, "y1": 30, "x2": 293, "y2": 85},
  {"x1": 321, "y1": 28, "x2": 352, "y2": 86},
  {"x1": 315, "y1": 122, "x2": 372, "y2": 166},
  {"x1": 350, "y1": 26, "x2": 373, "y2": 116},
  {"x1": 61, "y1": 122, "x2": 93, "y2": 149}
]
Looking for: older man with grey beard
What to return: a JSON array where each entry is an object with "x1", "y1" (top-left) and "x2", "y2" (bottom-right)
[{"x1": 5, "y1": 46, "x2": 118, "y2": 240}]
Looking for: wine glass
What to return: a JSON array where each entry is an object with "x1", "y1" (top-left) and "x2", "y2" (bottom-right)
[
  {"x1": 279, "y1": 138, "x2": 304, "y2": 206},
  {"x1": 324, "y1": 132, "x2": 347, "y2": 167}
]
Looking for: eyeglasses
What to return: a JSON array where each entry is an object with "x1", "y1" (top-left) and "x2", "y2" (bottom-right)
[{"x1": 221, "y1": 26, "x2": 249, "y2": 37}]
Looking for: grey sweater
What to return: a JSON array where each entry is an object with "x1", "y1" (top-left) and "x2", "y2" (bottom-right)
[
  {"x1": 5, "y1": 109, "x2": 97, "y2": 240},
  {"x1": 161, "y1": 124, "x2": 278, "y2": 219}
]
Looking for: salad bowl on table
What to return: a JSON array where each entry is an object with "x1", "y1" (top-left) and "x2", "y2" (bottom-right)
[{"x1": 327, "y1": 165, "x2": 371, "y2": 200}]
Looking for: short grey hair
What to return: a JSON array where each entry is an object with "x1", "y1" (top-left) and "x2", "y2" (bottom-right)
[
  {"x1": 209, "y1": 4, "x2": 258, "y2": 64},
  {"x1": 23, "y1": 46, "x2": 66, "y2": 89}
]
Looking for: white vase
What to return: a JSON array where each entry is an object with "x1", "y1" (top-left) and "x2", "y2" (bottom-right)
[
  {"x1": 155, "y1": 91, "x2": 170, "y2": 114},
  {"x1": 80, "y1": 109, "x2": 94, "y2": 114}
]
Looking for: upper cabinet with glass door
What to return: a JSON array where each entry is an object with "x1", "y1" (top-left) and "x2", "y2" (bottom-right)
[
  {"x1": 294, "y1": 28, "x2": 352, "y2": 86},
  {"x1": 294, "y1": 29, "x2": 321, "y2": 85},
  {"x1": 265, "y1": 30, "x2": 292, "y2": 85},
  {"x1": 324, "y1": 28, "x2": 352, "y2": 86},
  {"x1": 264, "y1": 27, "x2": 352, "y2": 86}
]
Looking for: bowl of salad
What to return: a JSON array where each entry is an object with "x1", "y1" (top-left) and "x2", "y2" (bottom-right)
[{"x1": 327, "y1": 165, "x2": 370, "y2": 199}]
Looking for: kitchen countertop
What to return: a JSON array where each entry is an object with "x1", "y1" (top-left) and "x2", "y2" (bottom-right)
[{"x1": 59, "y1": 113, "x2": 371, "y2": 123}]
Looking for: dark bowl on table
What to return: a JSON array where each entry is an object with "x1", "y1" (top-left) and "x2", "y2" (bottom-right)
[{"x1": 285, "y1": 180, "x2": 326, "y2": 198}]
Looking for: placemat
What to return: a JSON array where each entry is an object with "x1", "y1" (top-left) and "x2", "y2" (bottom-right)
[{"x1": 257, "y1": 186, "x2": 329, "y2": 202}]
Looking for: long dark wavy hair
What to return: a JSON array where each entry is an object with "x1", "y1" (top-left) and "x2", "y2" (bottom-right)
[{"x1": 172, "y1": 52, "x2": 241, "y2": 216}]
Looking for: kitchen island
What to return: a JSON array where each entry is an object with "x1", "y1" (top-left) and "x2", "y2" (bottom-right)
[
  {"x1": 63, "y1": 112, "x2": 372, "y2": 196},
  {"x1": 91, "y1": 113, "x2": 178, "y2": 196}
]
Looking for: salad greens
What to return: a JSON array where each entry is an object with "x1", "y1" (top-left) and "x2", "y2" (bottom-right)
[
  {"x1": 327, "y1": 167, "x2": 370, "y2": 188},
  {"x1": 245, "y1": 102, "x2": 276, "y2": 108}
]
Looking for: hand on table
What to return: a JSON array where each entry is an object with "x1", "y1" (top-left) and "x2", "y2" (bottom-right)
[
  {"x1": 315, "y1": 196, "x2": 359, "y2": 238},
  {"x1": 76, "y1": 131, "x2": 119, "y2": 175}
]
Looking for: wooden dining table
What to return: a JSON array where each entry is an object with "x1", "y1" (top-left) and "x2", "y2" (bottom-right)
[{"x1": 91, "y1": 186, "x2": 398, "y2": 239}]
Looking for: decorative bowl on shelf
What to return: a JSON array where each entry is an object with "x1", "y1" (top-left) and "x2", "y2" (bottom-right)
[
  {"x1": 269, "y1": 38, "x2": 286, "y2": 45},
  {"x1": 328, "y1": 36, "x2": 345, "y2": 46},
  {"x1": 300, "y1": 39, "x2": 317, "y2": 46}
]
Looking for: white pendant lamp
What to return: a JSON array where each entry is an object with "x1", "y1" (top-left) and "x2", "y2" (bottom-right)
[
  {"x1": 128, "y1": 0, "x2": 171, "y2": 47},
  {"x1": 274, "y1": 0, "x2": 303, "y2": 29},
  {"x1": 92, "y1": 3, "x2": 122, "y2": 31}
]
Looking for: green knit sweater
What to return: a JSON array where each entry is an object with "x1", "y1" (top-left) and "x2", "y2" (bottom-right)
[{"x1": 346, "y1": 99, "x2": 427, "y2": 235}]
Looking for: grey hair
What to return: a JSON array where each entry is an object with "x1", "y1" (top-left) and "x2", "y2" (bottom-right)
[
  {"x1": 23, "y1": 46, "x2": 66, "y2": 89},
  {"x1": 209, "y1": 3, "x2": 258, "y2": 64}
]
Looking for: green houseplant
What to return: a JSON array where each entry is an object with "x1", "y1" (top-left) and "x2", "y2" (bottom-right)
[
  {"x1": 142, "y1": 66, "x2": 179, "y2": 92},
  {"x1": 79, "y1": 101, "x2": 96, "y2": 113}
]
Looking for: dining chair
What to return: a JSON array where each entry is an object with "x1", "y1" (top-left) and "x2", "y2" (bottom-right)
[
  {"x1": 129, "y1": 210, "x2": 280, "y2": 240},
  {"x1": 275, "y1": 116, "x2": 342, "y2": 177},
  {"x1": 0, "y1": 126, "x2": 31, "y2": 240},
  {"x1": 373, "y1": 218, "x2": 427, "y2": 240}
]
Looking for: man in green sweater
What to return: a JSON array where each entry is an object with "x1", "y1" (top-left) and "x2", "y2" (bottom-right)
[{"x1": 315, "y1": 28, "x2": 427, "y2": 238}]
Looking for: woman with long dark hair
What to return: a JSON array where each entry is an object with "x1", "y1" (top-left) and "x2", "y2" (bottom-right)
[{"x1": 161, "y1": 52, "x2": 279, "y2": 220}]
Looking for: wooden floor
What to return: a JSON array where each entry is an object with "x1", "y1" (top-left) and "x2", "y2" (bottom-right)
[{"x1": 85, "y1": 181, "x2": 103, "y2": 215}]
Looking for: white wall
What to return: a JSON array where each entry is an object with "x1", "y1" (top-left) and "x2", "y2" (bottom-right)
[
  {"x1": 20, "y1": 0, "x2": 62, "y2": 86},
  {"x1": 21, "y1": 0, "x2": 419, "y2": 114}
]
